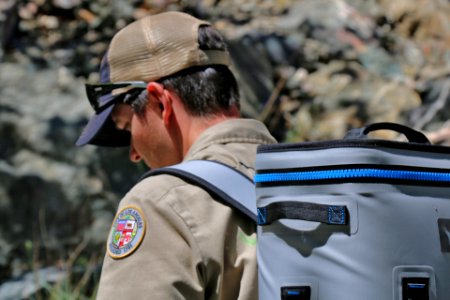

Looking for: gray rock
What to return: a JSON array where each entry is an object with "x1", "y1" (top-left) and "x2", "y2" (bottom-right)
[{"x1": 0, "y1": 62, "x2": 142, "y2": 276}]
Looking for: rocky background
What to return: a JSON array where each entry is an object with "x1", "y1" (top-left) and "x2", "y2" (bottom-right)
[{"x1": 0, "y1": 0, "x2": 449, "y2": 298}]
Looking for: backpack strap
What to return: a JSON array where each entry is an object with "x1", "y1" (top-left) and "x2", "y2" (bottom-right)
[{"x1": 140, "y1": 160, "x2": 257, "y2": 223}]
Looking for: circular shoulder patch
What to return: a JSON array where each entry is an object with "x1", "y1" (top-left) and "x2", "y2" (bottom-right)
[{"x1": 107, "y1": 205, "x2": 146, "y2": 259}]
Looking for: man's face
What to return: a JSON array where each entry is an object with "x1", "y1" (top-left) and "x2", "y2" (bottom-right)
[{"x1": 111, "y1": 100, "x2": 178, "y2": 169}]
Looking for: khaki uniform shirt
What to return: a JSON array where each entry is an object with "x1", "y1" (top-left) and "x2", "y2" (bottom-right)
[{"x1": 96, "y1": 119, "x2": 276, "y2": 300}]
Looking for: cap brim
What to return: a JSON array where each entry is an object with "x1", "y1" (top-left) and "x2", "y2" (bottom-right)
[{"x1": 76, "y1": 104, "x2": 130, "y2": 147}]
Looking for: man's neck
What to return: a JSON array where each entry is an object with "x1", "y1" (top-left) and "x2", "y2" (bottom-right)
[{"x1": 182, "y1": 114, "x2": 239, "y2": 156}]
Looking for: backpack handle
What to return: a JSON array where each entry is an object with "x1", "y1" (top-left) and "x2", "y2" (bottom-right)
[
  {"x1": 257, "y1": 201, "x2": 348, "y2": 226},
  {"x1": 344, "y1": 122, "x2": 430, "y2": 144}
]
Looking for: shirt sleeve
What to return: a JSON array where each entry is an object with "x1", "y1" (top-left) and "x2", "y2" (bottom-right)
[{"x1": 95, "y1": 186, "x2": 206, "y2": 300}]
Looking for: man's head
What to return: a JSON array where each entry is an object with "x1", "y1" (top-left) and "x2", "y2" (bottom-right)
[{"x1": 76, "y1": 12, "x2": 239, "y2": 149}]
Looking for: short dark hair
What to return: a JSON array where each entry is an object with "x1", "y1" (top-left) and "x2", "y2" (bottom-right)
[{"x1": 160, "y1": 65, "x2": 240, "y2": 116}]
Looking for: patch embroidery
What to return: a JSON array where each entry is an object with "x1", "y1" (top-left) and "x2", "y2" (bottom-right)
[{"x1": 107, "y1": 205, "x2": 146, "y2": 259}]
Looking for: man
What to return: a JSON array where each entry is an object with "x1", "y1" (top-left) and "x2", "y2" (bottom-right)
[{"x1": 76, "y1": 11, "x2": 276, "y2": 299}]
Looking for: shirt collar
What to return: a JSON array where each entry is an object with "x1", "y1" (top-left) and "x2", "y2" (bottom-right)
[{"x1": 184, "y1": 118, "x2": 276, "y2": 161}]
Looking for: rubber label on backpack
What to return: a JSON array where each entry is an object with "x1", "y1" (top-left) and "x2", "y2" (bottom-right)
[{"x1": 107, "y1": 206, "x2": 146, "y2": 259}]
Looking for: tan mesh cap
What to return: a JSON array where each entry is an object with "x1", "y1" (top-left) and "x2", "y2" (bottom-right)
[
  {"x1": 76, "y1": 11, "x2": 231, "y2": 147},
  {"x1": 107, "y1": 11, "x2": 231, "y2": 82}
]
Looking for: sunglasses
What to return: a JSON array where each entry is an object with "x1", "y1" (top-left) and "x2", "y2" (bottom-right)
[{"x1": 85, "y1": 81, "x2": 148, "y2": 114}]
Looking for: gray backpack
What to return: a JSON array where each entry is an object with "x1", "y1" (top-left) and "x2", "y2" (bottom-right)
[{"x1": 142, "y1": 122, "x2": 450, "y2": 300}]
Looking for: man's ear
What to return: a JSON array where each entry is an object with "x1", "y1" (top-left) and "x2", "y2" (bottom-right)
[{"x1": 146, "y1": 82, "x2": 173, "y2": 125}]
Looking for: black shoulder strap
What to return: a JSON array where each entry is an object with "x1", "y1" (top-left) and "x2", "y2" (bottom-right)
[{"x1": 140, "y1": 160, "x2": 257, "y2": 223}]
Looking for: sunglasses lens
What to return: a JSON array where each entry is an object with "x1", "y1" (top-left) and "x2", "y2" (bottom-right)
[{"x1": 85, "y1": 82, "x2": 146, "y2": 113}]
